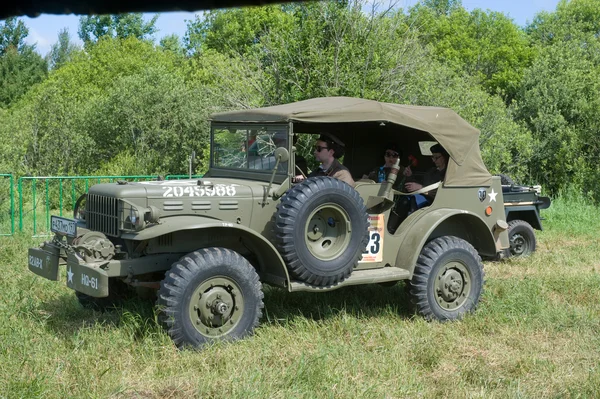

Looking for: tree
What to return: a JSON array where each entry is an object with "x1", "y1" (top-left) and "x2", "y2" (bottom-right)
[
  {"x1": 159, "y1": 34, "x2": 185, "y2": 57},
  {"x1": 46, "y1": 28, "x2": 80, "y2": 70},
  {"x1": 527, "y1": 0, "x2": 600, "y2": 45},
  {"x1": 78, "y1": 13, "x2": 159, "y2": 44},
  {"x1": 0, "y1": 17, "x2": 29, "y2": 54},
  {"x1": 0, "y1": 18, "x2": 47, "y2": 107},
  {"x1": 184, "y1": 5, "x2": 293, "y2": 56},
  {"x1": 408, "y1": 3, "x2": 532, "y2": 101}
]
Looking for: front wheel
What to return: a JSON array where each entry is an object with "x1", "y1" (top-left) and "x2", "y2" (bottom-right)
[
  {"x1": 407, "y1": 236, "x2": 484, "y2": 321},
  {"x1": 157, "y1": 248, "x2": 264, "y2": 349}
]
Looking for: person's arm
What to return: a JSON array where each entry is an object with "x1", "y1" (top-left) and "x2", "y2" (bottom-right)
[{"x1": 333, "y1": 170, "x2": 355, "y2": 187}]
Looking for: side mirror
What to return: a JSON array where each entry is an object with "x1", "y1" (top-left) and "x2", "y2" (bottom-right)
[{"x1": 274, "y1": 147, "x2": 290, "y2": 163}]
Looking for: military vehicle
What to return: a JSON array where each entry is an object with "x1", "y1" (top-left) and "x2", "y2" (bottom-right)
[
  {"x1": 28, "y1": 97, "x2": 513, "y2": 349},
  {"x1": 500, "y1": 179, "x2": 551, "y2": 258}
]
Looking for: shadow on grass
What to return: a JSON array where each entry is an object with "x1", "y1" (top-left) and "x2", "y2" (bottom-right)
[
  {"x1": 261, "y1": 282, "x2": 414, "y2": 326},
  {"x1": 40, "y1": 293, "x2": 158, "y2": 340},
  {"x1": 40, "y1": 281, "x2": 414, "y2": 337}
]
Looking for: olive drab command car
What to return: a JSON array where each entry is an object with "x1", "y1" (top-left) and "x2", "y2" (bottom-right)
[{"x1": 28, "y1": 97, "x2": 512, "y2": 349}]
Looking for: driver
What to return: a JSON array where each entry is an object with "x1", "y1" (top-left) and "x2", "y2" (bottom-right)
[{"x1": 294, "y1": 133, "x2": 354, "y2": 187}]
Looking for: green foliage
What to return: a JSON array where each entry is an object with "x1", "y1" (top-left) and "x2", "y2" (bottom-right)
[
  {"x1": 78, "y1": 13, "x2": 159, "y2": 44},
  {"x1": 0, "y1": 46, "x2": 47, "y2": 108},
  {"x1": 184, "y1": 5, "x2": 293, "y2": 56},
  {"x1": 0, "y1": 37, "x2": 215, "y2": 176},
  {"x1": 0, "y1": 18, "x2": 47, "y2": 108},
  {"x1": 0, "y1": 0, "x2": 599, "y2": 201},
  {"x1": 46, "y1": 28, "x2": 80, "y2": 70},
  {"x1": 0, "y1": 17, "x2": 30, "y2": 54},
  {"x1": 159, "y1": 34, "x2": 185, "y2": 57},
  {"x1": 527, "y1": 0, "x2": 600, "y2": 44},
  {"x1": 409, "y1": 3, "x2": 533, "y2": 100},
  {"x1": 514, "y1": 6, "x2": 600, "y2": 199}
]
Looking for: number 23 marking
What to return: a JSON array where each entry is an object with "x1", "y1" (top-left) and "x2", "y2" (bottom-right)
[{"x1": 363, "y1": 232, "x2": 381, "y2": 255}]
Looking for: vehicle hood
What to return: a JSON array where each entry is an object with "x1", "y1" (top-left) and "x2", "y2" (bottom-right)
[{"x1": 87, "y1": 178, "x2": 255, "y2": 199}]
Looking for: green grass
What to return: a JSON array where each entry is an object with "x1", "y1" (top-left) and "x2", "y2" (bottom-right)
[{"x1": 1, "y1": 196, "x2": 600, "y2": 398}]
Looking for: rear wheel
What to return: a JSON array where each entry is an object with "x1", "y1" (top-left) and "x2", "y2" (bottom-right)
[
  {"x1": 507, "y1": 220, "x2": 536, "y2": 257},
  {"x1": 408, "y1": 236, "x2": 484, "y2": 321},
  {"x1": 157, "y1": 247, "x2": 263, "y2": 349}
]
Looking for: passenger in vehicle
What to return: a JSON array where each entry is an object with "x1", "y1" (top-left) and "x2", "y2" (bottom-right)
[
  {"x1": 363, "y1": 142, "x2": 410, "y2": 189},
  {"x1": 293, "y1": 133, "x2": 354, "y2": 187},
  {"x1": 404, "y1": 143, "x2": 448, "y2": 204}
]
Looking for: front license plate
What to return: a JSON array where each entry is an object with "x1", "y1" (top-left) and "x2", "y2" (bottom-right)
[
  {"x1": 66, "y1": 253, "x2": 109, "y2": 298},
  {"x1": 28, "y1": 246, "x2": 60, "y2": 281},
  {"x1": 51, "y1": 215, "x2": 77, "y2": 237}
]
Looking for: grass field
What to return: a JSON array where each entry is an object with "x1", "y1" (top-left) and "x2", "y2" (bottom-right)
[{"x1": 1, "y1": 194, "x2": 599, "y2": 398}]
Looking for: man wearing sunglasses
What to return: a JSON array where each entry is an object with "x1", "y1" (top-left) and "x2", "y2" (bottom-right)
[
  {"x1": 294, "y1": 133, "x2": 354, "y2": 187},
  {"x1": 364, "y1": 142, "x2": 409, "y2": 189}
]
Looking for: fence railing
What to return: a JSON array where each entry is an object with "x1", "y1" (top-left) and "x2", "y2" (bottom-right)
[
  {"x1": 0, "y1": 174, "x2": 14, "y2": 236},
  {"x1": 18, "y1": 175, "x2": 160, "y2": 237},
  {"x1": 1, "y1": 174, "x2": 205, "y2": 237}
]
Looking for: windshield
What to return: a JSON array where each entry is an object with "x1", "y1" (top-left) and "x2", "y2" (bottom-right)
[{"x1": 212, "y1": 125, "x2": 289, "y2": 173}]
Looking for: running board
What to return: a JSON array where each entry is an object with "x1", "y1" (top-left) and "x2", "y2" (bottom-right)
[{"x1": 289, "y1": 267, "x2": 411, "y2": 293}]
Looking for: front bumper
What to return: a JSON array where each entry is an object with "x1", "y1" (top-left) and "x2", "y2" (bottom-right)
[{"x1": 28, "y1": 243, "x2": 109, "y2": 298}]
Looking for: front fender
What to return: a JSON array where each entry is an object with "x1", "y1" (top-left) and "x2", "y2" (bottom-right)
[
  {"x1": 122, "y1": 215, "x2": 291, "y2": 288},
  {"x1": 395, "y1": 208, "x2": 498, "y2": 277}
]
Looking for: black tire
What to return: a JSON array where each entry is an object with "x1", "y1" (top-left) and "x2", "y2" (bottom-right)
[
  {"x1": 408, "y1": 236, "x2": 484, "y2": 321},
  {"x1": 497, "y1": 173, "x2": 515, "y2": 186},
  {"x1": 507, "y1": 220, "x2": 536, "y2": 257},
  {"x1": 76, "y1": 278, "x2": 132, "y2": 311},
  {"x1": 274, "y1": 176, "x2": 369, "y2": 286},
  {"x1": 156, "y1": 247, "x2": 263, "y2": 349}
]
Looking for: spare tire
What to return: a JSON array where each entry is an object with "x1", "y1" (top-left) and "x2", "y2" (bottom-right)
[{"x1": 274, "y1": 176, "x2": 369, "y2": 286}]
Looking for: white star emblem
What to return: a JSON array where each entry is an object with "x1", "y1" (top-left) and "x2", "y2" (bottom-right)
[
  {"x1": 67, "y1": 267, "x2": 74, "y2": 284},
  {"x1": 489, "y1": 188, "x2": 498, "y2": 203}
]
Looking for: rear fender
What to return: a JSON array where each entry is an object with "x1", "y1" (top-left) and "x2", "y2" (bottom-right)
[
  {"x1": 121, "y1": 216, "x2": 290, "y2": 286},
  {"x1": 395, "y1": 209, "x2": 498, "y2": 277},
  {"x1": 505, "y1": 207, "x2": 542, "y2": 230}
]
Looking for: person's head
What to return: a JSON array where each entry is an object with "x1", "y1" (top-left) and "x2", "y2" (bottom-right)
[
  {"x1": 430, "y1": 143, "x2": 449, "y2": 170},
  {"x1": 314, "y1": 133, "x2": 345, "y2": 163},
  {"x1": 383, "y1": 142, "x2": 401, "y2": 168}
]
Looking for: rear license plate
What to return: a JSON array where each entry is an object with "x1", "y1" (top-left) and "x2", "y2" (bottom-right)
[
  {"x1": 28, "y1": 246, "x2": 60, "y2": 281},
  {"x1": 51, "y1": 216, "x2": 77, "y2": 237}
]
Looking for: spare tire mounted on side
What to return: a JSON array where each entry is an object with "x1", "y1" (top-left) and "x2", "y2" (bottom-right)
[{"x1": 274, "y1": 176, "x2": 369, "y2": 286}]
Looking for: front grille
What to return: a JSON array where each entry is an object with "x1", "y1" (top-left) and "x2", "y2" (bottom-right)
[{"x1": 86, "y1": 194, "x2": 120, "y2": 236}]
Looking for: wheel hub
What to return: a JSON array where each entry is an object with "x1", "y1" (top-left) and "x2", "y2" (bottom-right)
[
  {"x1": 510, "y1": 234, "x2": 526, "y2": 255},
  {"x1": 434, "y1": 262, "x2": 471, "y2": 310},
  {"x1": 305, "y1": 203, "x2": 352, "y2": 261},
  {"x1": 189, "y1": 277, "x2": 244, "y2": 337}
]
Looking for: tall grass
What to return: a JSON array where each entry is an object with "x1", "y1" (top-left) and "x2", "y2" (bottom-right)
[{"x1": 1, "y1": 194, "x2": 599, "y2": 398}]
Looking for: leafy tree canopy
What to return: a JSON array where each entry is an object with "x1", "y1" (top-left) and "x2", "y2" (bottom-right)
[{"x1": 78, "y1": 13, "x2": 159, "y2": 44}]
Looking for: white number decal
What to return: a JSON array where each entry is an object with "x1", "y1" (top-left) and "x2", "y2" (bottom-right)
[
  {"x1": 162, "y1": 184, "x2": 238, "y2": 197},
  {"x1": 173, "y1": 186, "x2": 184, "y2": 197}
]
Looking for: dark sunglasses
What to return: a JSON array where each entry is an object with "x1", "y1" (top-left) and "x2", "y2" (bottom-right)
[
  {"x1": 314, "y1": 145, "x2": 329, "y2": 152},
  {"x1": 385, "y1": 151, "x2": 399, "y2": 158}
]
